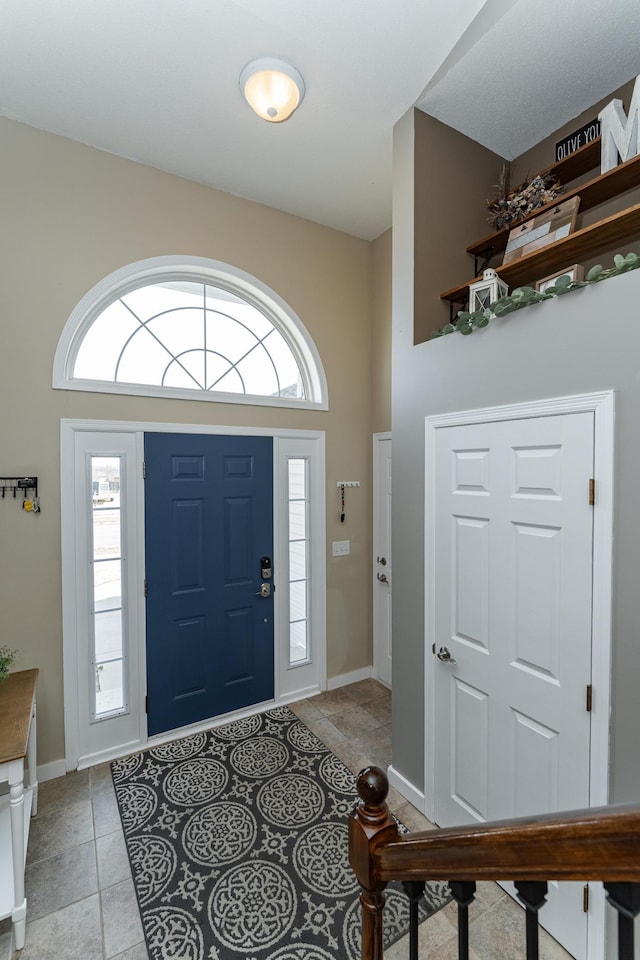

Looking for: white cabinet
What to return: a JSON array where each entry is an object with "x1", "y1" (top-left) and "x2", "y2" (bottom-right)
[{"x1": 0, "y1": 669, "x2": 38, "y2": 951}]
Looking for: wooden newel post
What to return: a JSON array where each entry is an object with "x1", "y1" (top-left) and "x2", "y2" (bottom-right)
[{"x1": 348, "y1": 766, "x2": 400, "y2": 960}]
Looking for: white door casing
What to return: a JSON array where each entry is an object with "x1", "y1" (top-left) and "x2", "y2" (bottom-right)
[
  {"x1": 425, "y1": 391, "x2": 614, "y2": 960},
  {"x1": 373, "y1": 433, "x2": 392, "y2": 687},
  {"x1": 61, "y1": 419, "x2": 326, "y2": 770},
  {"x1": 433, "y1": 411, "x2": 593, "y2": 958},
  {"x1": 65, "y1": 430, "x2": 146, "y2": 767},
  {"x1": 433, "y1": 411, "x2": 594, "y2": 826},
  {"x1": 277, "y1": 436, "x2": 327, "y2": 701}
]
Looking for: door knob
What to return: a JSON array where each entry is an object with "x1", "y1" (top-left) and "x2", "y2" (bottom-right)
[
  {"x1": 377, "y1": 572, "x2": 389, "y2": 583},
  {"x1": 377, "y1": 556, "x2": 387, "y2": 565},
  {"x1": 256, "y1": 583, "x2": 271, "y2": 598},
  {"x1": 437, "y1": 646, "x2": 456, "y2": 663}
]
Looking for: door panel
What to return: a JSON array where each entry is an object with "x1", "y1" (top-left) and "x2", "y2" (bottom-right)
[
  {"x1": 145, "y1": 433, "x2": 273, "y2": 736},
  {"x1": 432, "y1": 411, "x2": 594, "y2": 959},
  {"x1": 452, "y1": 516, "x2": 489, "y2": 648},
  {"x1": 451, "y1": 677, "x2": 489, "y2": 822},
  {"x1": 512, "y1": 709, "x2": 559, "y2": 814}
]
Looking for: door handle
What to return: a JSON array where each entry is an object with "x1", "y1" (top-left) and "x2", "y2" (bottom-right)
[
  {"x1": 377, "y1": 556, "x2": 387, "y2": 565},
  {"x1": 376, "y1": 572, "x2": 389, "y2": 583},
  {"x1": 256, "y1": 582, "x2": 271, "y2": 598},
  {"x1": 436, "y1": 646, "x2": 456, "y2": 663}
]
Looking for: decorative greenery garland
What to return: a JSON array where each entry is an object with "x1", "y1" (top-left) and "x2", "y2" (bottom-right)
[
  {"x1": 431, "y1": 251, "x2": 640, "y2": 339},
  {"x1": 0, "y1": 645, "x2": 16, "y2": 684}
]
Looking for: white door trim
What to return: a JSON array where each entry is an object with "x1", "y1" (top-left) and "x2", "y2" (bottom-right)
[
  {"x1": 373, "y1": 432, "x2": 392, "y2": 687},
  {"x1": 61, "y1": 418, "x2": 326, "y2": 771},
  {"x1": 424, "y1": 390, "x2": 614, "y2": 960}
]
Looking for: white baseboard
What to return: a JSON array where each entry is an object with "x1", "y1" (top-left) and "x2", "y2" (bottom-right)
[
  {"x1": 279, "y1": 685, "x2": 321, "y2": 704},
  {"x1": 65, "y1": 678, "x2": 366, "y2": 774},
  {"x1": 37, "y1": 759, "x2": 67, "y2": 783},
  {"x1": 328, "y1": 666, "x2": 372, "y2": 690},
  {"x1": 388, "y1": 764, "x2": 426, "y2": 813}
]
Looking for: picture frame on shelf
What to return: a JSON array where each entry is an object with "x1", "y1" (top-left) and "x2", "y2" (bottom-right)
[
  {"x1": 503, "y1": 197, "x2": 581, "y2": 265},
  {"x1": 535, "y1": 264, "x2": 585, "y2": 293}
]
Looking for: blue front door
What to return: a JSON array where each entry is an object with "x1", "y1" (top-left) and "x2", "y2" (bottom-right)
[{"x1": 144, "y1": 433, "x2": 274, "y2": 736}]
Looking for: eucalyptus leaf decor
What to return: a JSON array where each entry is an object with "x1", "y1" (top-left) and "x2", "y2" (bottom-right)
[
  {"x1": 431, "y1": 251, "x2": 640, "y2": 340},
  {"x1": 0, "y1": 645, "x2": 16, "y2": 683}
]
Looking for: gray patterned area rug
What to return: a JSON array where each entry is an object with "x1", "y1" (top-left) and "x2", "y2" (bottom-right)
[{"x1": 111, "y1": 705, "x2": 450, "y2": 960}]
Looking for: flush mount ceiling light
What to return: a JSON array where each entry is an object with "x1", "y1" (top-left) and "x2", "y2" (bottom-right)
[{"x1": 240, "y1": 57, "x2": 305, "y2": 123}]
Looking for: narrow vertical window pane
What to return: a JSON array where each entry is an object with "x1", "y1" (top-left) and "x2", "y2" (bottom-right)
[
  {"x1": 289, "y1": 580, "x2": 307, "y2": 621},
  {"x1": 288, "y1": 458, "x2": 306, "y2": 499},
  {"x1": 90, "y1": 456, "x2": 126, "y2": 718},
  {"x1": 95, "y1": 610, "x2": 123, "y2": 660},
  {"x1": 289, "y1": 540, "x2": 307, "y2": 580},
  {"x1": 289, "y1": 621, "x2": 308, "y2": 664},
  {"x1": 95, "y1": 660, "x2": 124, "y2": 714},
  {"x1": 288, "y1": 458, "x2": 310, "y2": 666},
  {"x1": 94, "y1": 560, "x2": 122, "y2": 608},
  {"x1": 288, "y1": 501, "x2": 307, "y2": 540}
]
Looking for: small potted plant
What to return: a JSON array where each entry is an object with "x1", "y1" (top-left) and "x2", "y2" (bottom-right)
[{"x1": 0, "y1": 646, "x2": 16, "y2": 684}]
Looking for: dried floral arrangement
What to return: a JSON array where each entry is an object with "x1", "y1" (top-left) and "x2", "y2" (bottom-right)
[{"x1": 487, "y1": 165, "x2": 565, "y2": 229}]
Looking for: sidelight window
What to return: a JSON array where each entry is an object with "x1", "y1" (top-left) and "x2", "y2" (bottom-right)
[
  {"x1": 288, "y1": 458, "x2": 310, "y2": 665},
  {"x1": 89, "y1": 456, "x2": 127, "y2": 719}
]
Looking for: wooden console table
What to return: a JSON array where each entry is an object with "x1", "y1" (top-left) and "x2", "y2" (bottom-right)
[{"x1": 0, "y1": 668, "x2": 38, "y2": 951}]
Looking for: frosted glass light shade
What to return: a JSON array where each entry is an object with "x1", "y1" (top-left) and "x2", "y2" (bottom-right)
[{"x1": 240, "y1": 58, "x2": 305, "y2": 123}]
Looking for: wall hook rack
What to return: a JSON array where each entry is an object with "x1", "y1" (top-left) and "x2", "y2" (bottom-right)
[
  {"x1": 0, "y1": 477, "x2": 40, "y2": 513},
  {"x1": 336, "y1": 481, "x2": 360, "y2": 523}
]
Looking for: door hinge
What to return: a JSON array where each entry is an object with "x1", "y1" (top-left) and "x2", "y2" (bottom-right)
[
  {"x1": 583, "y1": 884, "x2": 589, "y2": 912},
  {"x1": 145, "y1": 695, "x2": 148, "y2": 714},
  {"x1": 588, "y1": 478, "x2": 595, "y2": 506},
  {"x1": 144, "y1": 579, "x2": 148, "y2": 598},
  {"x1": 143, "y1": 460, "x2": 146, "y2": 479},
  {"x1": 586, "y1": 684, "x2": 593, "y2": 712}
]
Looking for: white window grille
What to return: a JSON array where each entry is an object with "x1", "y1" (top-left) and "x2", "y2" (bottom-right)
[
  {"x1": 53, "y1": 257, "x2": 328, "y2": 411},
  {"x1": 287, "y1": 458, "x2": 310, "y2": 665},
  {"x1": 89, "y1": 455, "x2": 127, "y2": 719}
]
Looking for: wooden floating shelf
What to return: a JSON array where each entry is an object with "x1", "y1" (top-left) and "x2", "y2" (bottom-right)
[
  {"x1": 466, "y1": 138, "x2": 601, "y2": 260},
  {"x1": 468, "y1": 143, "x2": 640, "y2": 262},
  {"x1": 441, "y1": 201, "x2": 640, "y2": 303},
  {"x1": 537, "y1": 137, "x2": 601, "y2": 185}
]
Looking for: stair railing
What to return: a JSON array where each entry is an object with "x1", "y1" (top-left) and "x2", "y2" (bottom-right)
[{"x1": 348, "y1": 766, "x2": 640, "y2": 960}]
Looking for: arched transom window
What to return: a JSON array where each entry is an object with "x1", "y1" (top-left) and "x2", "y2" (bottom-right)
[{"x1": 53, "y1": 256, "x2": 328, "y2": 410}]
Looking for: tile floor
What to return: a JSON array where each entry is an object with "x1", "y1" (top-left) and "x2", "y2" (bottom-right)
[{"x1": 1, "y1": 678, "x2": 572, "y2": 960}]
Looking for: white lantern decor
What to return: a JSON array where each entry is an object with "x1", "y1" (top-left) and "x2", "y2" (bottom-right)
[{"x1": 468, "y1": 268, "x2": 508, "y2": 313}]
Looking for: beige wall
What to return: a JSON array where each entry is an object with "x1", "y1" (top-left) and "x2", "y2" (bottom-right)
[
  {"x1": 0, "y1": 117, "x2": 380, "y2": 767},
  {"x1": 413, "y1": 112, "x2": 505, "y2": 343}
]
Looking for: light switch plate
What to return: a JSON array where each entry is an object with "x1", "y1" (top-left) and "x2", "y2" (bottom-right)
[{"x1": 332, "y1": 540, "x2": 350, "y2": 556}]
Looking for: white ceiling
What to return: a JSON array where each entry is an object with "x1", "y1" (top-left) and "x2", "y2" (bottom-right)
[
  {"x1": 1, "y1": 0, "x2": 638, "y2": 240},
  {"x1": 417, "y1": 0, "x2": 640, "y2": 162}
]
